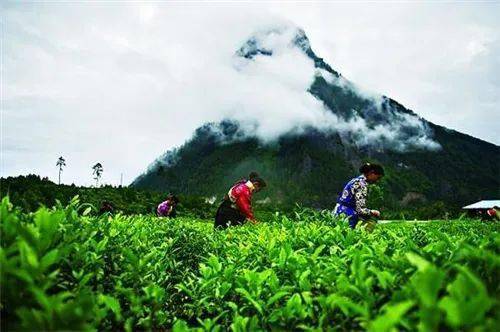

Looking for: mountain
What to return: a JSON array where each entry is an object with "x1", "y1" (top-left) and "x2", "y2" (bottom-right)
[{"x1": 132, "y1": 26, "x2": 499, "y2": 211}]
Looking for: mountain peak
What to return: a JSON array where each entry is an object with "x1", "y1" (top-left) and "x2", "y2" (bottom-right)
[{"x1": 236, "y1": 26, "x2": 339, "y2": 76}]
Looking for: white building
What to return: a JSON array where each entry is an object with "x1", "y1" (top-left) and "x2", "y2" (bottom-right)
[{"x1": 462, "y1": 200, "x2": 500, "y2": 210}]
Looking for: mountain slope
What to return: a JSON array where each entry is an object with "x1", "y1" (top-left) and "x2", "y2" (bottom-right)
[{"x1": 133, "y1": 27, "x2": 500, "y2": 210}]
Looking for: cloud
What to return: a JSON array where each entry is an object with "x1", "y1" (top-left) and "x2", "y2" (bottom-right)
[
  {"x1": 2, "y1": 2, "x2": 498, "y2": 185},
  {"x1": 151, "y1": 24, "x2": 440, "y2": 152},
  {"x1": 266, "y1": 2, "x2": 500, "y2": 145}
]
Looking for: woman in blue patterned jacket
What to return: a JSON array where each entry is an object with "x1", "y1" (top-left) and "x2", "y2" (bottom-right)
[{"x1": 334, "y1": 163, "x2": 384, "y2": 228}]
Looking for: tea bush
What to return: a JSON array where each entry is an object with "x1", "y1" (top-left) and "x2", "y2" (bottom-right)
[{"x1": 1, "y1": 197, "x2": 498, "y2": 331}]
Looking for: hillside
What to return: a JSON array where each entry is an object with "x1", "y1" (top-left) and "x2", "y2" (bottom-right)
[{"x1": 133, "y1": 27, "x2": 500, "y2": 210}]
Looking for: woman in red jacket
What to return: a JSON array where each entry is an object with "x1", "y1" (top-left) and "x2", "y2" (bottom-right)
[{"x1": 214, "y1": 172, "x2": 267, "y2": 229}]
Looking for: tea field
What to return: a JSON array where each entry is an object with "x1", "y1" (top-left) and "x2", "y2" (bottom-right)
[{"x1": 1, "y1": 196, "x2": 499, "y2": 331}]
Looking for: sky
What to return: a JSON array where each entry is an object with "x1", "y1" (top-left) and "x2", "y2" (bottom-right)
[{"x1": 1, "y1": 1, "x2": 499, "y2": 186}]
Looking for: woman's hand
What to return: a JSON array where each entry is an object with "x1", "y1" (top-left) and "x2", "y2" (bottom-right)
[{"x1": 370, "y1": 210, "x2": 381, "y2": 218}]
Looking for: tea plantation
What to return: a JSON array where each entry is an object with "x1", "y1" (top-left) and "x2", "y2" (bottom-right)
[{"x1": 1, "y1": 197, "x2": 499, "y2": 331}]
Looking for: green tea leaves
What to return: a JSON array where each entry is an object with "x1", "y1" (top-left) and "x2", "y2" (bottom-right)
[{"x1": 1, "y1": 198, "x2": 498, "y2": 330}]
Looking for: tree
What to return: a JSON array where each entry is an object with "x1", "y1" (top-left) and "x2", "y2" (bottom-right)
[
  {"x1": 92, "y1": 163, "x2": 103, "y2": 187},
  {"x1": 56, "y1": 156, "x2": 66, "y2": 185}
]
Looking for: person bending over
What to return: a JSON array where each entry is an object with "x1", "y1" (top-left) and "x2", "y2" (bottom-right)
[
  {"x1": 214, "y1": 172, "x2": 267, "y2": 229},
  {"x1": 334, "y1": 163, "x2": 384, "y2": 229},
  {"x1": 157, "y1": 194, "x2": 179, "y2": 218}
]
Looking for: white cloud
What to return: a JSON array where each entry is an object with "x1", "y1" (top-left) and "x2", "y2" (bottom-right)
[{"x1": 266, "y1": 2, "x2": 500, "y2": 145}]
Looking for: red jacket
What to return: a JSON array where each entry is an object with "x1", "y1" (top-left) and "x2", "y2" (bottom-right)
[{"x1": 229, "y1": 182, "x2": 254, "y2": 220}]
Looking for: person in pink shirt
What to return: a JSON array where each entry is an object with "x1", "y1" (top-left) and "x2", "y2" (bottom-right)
[
  {"x1": 214, "y1": 172, "x2": 267, "y2": 229},
  {"x1": 486, "y1": 207, "x2": 499, "y2": 221},
  {"x1": 157, "y1": 195, "x2": 179, "y2": 218}
]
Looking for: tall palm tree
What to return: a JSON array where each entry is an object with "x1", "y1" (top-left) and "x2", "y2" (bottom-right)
[
  {"x1": 56, "y1": 156, "x2": 66, "y2": 185},
  {"x1": 92, "y1": 163, "x2": 103, "y2": 187}
]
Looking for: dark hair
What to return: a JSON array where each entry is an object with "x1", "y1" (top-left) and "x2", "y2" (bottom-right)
[
  {"x1": 249, "y1": 171, "x2": 267, "y2": 188},
  {"x1": 99, "y1": 201, "x2": 114, "y2": 214},
  {"x1": 167, "y1": 194, "x2": 179, "y2": 204},
  {"x1": 359, "y1": 163, "x2": 384, "y2": 176}
]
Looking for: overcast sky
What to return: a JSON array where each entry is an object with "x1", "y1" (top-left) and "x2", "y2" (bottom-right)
[{"x1": 2, "y1": 1, "x2": 499, "y2": 186}]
